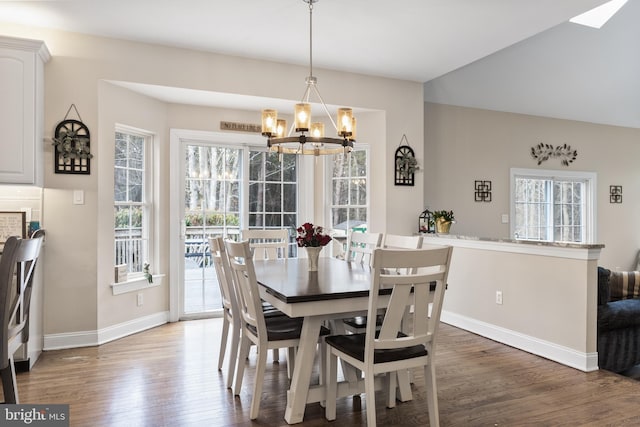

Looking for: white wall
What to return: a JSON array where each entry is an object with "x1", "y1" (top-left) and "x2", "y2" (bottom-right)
[
  {"x1": 424, "y1": 235, "x2": 600, "y2": 371},
  {"x1": 0, "y1": 22, "x2": 424, "y2": 342},
  {"x1": 424, "y1": 102, "x2": 640, "y2": 269}
]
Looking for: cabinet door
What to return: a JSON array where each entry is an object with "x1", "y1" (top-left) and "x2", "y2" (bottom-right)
[{"x1": 0, "y1": 49, "x2": 36, "y2": 184}]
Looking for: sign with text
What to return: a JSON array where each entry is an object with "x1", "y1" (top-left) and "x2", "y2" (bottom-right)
[{"x1": 1, "y1": 405, "x2": 69, "y2": 426}]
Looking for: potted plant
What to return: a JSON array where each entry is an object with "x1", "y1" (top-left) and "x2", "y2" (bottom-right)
[{"x1": 432, "y1": 210, "x2": 455, "y2": 234}]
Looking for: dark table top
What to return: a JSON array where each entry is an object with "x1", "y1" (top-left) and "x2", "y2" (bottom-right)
[{"x1": 254, "y1": 257, "x2": 377, "y2": 304}]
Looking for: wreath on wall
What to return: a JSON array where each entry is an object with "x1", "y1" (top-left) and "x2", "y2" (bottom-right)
[
  {"x1": 394, "y1": 134, "x2": 419, "y2": 186},
  {"x1": 52, "y1": 104, "x2": 93, "y2": 174},
  {"x1": 530, "y1": 143, "x2": 577, "y2": 167}
]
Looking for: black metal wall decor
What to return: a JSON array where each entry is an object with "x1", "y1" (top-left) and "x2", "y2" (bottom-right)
[
  {"x1": 610, "y1": 185, "x2": 622, "y2": 203},
  {"x1": 394, "y1": 134, "x2": 419, "y2": 186},
  {"x1": 53, "y1": 104, "x2": 92, "y2": 174},
  {"x1": 475, "y1": 180, "x2": 492, "y2": 202},
  {"x1": 530, "y1": 143, "x2": 577, "y2": 166}
]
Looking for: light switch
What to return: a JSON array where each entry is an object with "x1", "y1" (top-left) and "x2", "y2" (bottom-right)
[
  {"x1": 501, "y1": 214, "x2": 509, "y2": 224},
  {"x1": 73, "y1": 190, "x2": 85, "y2": 205}
]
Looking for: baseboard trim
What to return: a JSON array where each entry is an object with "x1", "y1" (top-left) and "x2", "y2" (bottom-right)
[
  {"x1": 43, "y1": 311, "x2": 170, "y2": 350},
  {"x1": 441, "y1": 310, "x2": 599, "y2": 372}
]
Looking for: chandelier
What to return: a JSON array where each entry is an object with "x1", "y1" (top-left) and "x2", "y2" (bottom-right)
[{"x1": 261, "y1": 0, "x2": 355, "y2": 156}]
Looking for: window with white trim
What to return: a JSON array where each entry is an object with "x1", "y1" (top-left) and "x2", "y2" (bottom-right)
[
  {"x1": 328, "y1": 148, "x2": 369, "y2": 235},
  {"x1": 511, "y1": 168, "x2": 596, "y2": 243},
  {"x1": 114, "y1": 128, "x2": 153, "y2": 276}
]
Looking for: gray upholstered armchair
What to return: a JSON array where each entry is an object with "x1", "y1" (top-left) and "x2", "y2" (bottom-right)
[{"x1": 597, "y1": 266, "x2": 640, "y2": 373}]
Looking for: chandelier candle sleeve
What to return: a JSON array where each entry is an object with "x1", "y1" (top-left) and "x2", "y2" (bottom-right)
[
  {"x1": 310, "y1": 122, "x2": 325, "y2": 137},
  {"x1": 295, "y1": 103, "x2": 311, "y2": 131},
  {"x1": 261, "y1": 109, "x2": 278, "y2": 136},
  {"x1": 337, "y1": 108, "x2": 353, "y2": 137},
  {"x1": 276, "y1": 119, "x2": 287, "y2": 138}
]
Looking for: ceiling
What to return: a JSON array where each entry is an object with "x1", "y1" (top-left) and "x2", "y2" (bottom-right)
[{"x1": 4, "y1": 0, "x2": 636, "y2": 128}]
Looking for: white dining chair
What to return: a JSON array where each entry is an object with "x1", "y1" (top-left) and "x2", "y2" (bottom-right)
[
  {"x1": 325, "y1": 245, "x2": 453, "y2": 427},
  {"x1": 242, "y1": 228, "x2": 289, "y2": 261},
  {"x1": 209, "y1": 237, "x2": 241, "y2": 389},
  {"x1": 0, "y1": 233, "x2": 44, "y2": 403},
  {"x1": 344, "y1": 233, "x2": 422, "y2": 333},
  {"x1": 344, "y1": 231, "x2": 382, "y2": 266},
  {"x1": 225, "y1": 239, "x2": 329, "y2": 420},
  {"x1": 383, "y1": 233, "x2": 423, "y2": 251},
  {"x1": 210, "y1": 236, "x2": 289, "y2": 390},
  {"x1": 241, "y1": 228, "x2": 290, "y2": 362}
]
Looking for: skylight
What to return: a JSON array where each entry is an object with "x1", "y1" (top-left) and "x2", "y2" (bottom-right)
[{"x1": 570, "y1": 0, "x2": 628, "y2": 29}]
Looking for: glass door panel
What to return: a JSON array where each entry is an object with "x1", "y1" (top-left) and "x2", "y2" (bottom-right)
[{"x1": 182, "y1": 144, "x2": 241, "y2": 316}]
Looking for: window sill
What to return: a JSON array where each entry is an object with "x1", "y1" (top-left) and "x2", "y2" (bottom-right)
[{"x1": 111, "y1": 274, "x2": 164, "y2": 295}]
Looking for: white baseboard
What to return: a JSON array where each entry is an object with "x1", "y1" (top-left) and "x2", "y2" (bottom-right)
[
  {"x1": 441, "y1": 310, "x2": 599, "y2": 372},
  {"x1": 43, "y1": 311, "x2": 170, "y2": 350}
]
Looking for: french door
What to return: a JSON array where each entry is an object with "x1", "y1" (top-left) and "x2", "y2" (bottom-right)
[
  {"x1": 182, "y1": 143, "x2": 241, "y2": 316},
  {"x1": 170, "y1": 130, "x2": 302, "y2": 320}
]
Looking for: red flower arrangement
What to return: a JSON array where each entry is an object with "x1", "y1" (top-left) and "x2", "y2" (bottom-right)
[{"x1": 296, "y1": 222, "x2": 332, "y2": 247}]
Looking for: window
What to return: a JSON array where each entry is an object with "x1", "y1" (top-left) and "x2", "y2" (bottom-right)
[
  {"x1": 114, "y1": 128, "x2": 152, "y2": 276},
  {"x1": 511, "y1": 168, "x2": 596, "y2": 243},
  {"x1": 248, "y1": 150, "x2": 298, "y2": 255},
  {"x1": 329, "y1": 148, "x2": 369, "y2": 235},
  {"x1": 248, "y1": 150, "x2": 297, "y2": 229}
]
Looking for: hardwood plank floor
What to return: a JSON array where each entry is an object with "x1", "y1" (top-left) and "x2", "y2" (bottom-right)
[{"x1": 12, "y1": 319, "x2": 640, "y2": 426}]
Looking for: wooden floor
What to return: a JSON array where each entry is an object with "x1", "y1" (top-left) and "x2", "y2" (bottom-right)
[{"x1": 13, "y1": 319, "x2": 640, "y2": 426}]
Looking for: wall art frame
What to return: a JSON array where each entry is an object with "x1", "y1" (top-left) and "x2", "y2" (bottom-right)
[
  {"x1": 610, "y1": 185, "x2": 622, "y2": 203},
  {"x1": 475, "y1": 180, "x2": 492, "y2": 202}
]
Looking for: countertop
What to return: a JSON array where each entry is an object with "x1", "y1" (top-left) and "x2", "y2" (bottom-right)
[{"x1": 421, "y1": 233, "x2": 604, "y2": 250}]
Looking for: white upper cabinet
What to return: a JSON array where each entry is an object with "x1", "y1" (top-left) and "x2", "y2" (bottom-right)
[{"x1": 0, "y1": 36, "x2": 50, "y2": 185}]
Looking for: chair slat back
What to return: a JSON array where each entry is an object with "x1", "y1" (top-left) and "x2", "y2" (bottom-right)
[
  {"x1": 209, "y1": 237, "x2": 238, "y2": 317},
  {"x1": 383, "y1": 234, "x2": 423, "y2": 250},
  {"x1": 366, "y1": 246, "x2": 452, "y2": 358},
  {"x1": 242, "y1": 229, "x2": 289, "y2": 261},
  {"x1": 224, "y1": 240, "x2": 266, "y2": 338},
  {"x1": 382, "y1": 234, "x2": 423, "y2": 275},
  {"x1": 0, "y1": 234, "x2": 44, "y2": 368},
  {"x1": 345, "y1": 231, "x2": 382, "y2": 266}
]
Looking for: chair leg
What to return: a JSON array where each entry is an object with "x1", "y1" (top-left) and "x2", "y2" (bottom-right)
[
  {"x1": 234, "y1": 336, "x2": 251, "y2": 396},
  {"x1": 364, "y1": 367, "x2": 377, "y2": 427},
  {"x1": 325, "y1": 348, "x2": 337, "y2": 421},
  {"x1": 316, "y1": 340, "x2": 328, "y2": 407},
  {"x1": 286, "y1": 347, "x2": 296, "y2": 380},
  {"x1": 424, "y1": 362, "x2": 440, "y2": 427},
  {"x1": 386, "y1": 372, "x2": 397, "y2": 408},
  {"x1": 396, "y1": 368, "x2": 413, "y2": 402},
  {"x1": 226, "y1": 324, "x2": 240, "y2": 390},
  {"x1": 0, "y1": 359, "x2": 18, "y2": 404},
  {"x1": 218, "y1": 317, "x2": 230, "y2": 371},
  {"x1": 250, "y1": 346, "x2": 269, "y2": 420}
]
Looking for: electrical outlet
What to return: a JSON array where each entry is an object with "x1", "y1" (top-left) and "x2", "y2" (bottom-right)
[
  {"x1": 137, "y1": 293, "x2": 143, "y2": 306},
  {"x1": 496, "y1": 291, "x2": 503, "y2": 305}
]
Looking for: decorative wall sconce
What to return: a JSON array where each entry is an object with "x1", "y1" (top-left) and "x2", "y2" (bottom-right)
[
  {"x1": 395, "y1": 134, "x2": 419, "y2": 186},
  {"x1": 610, "y1": 185, "x2": 622, "y2": 203},
  {"x1": 475, "y1": 180, "x2": 492, "y2": 202},
  {"x1": 530, "y1": 143, "x2": 577, "y2": 166}
]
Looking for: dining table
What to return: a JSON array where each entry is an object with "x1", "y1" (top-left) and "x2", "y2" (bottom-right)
[{"x1": 254, "y1": 255, "x2": 407, "y2": 424}]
